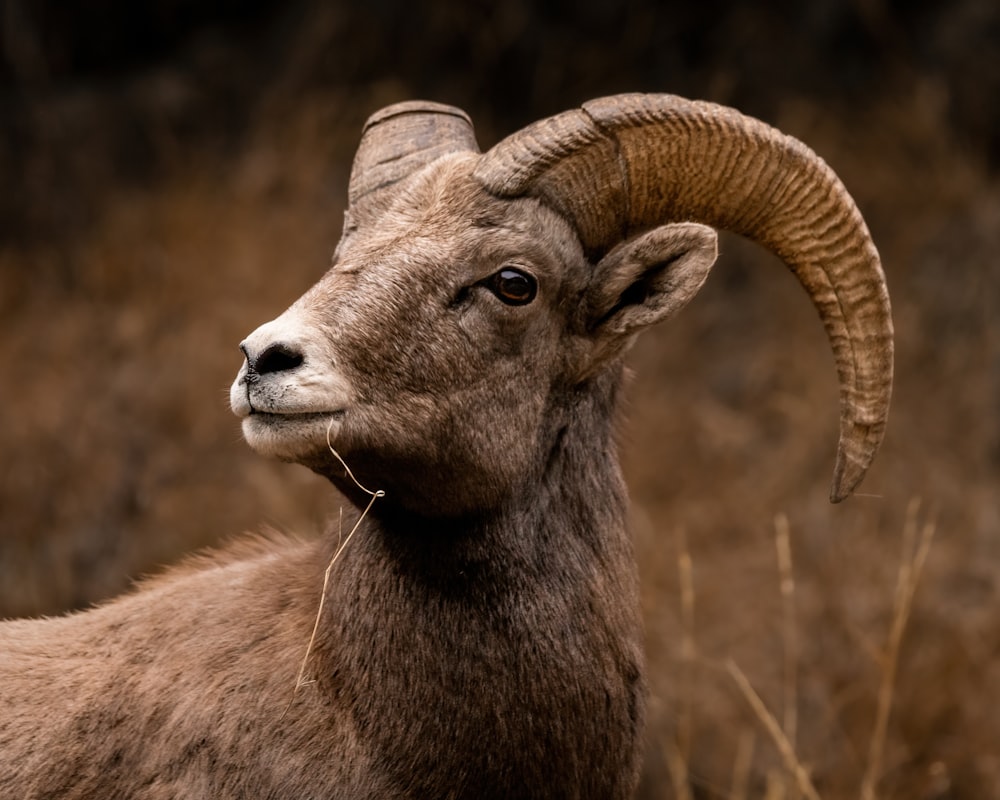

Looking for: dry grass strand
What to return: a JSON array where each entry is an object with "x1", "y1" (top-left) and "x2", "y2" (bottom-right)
[
  {"x1": 726, "y1": 659, "x2": 822, "y2": 800},
  {"x1": 677, "y1": 525, "x2": 696, "y2": 764},
  {"x1": 664, "y1": 739, "x2": 695, "y2": 800},
  {"x1": 860, "y1": 498, "x2": 936, "y2": 800},
  {"x1": 774, "y1": 513, "x2": 799, "y2": 777},
  {"x1": 663, "y1": 526, "x2": 697, "y2": 799}
]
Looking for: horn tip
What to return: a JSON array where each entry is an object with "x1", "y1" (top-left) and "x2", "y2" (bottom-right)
[{"x1": 829, "y1": 448, "x2": 870, "y2": 504}]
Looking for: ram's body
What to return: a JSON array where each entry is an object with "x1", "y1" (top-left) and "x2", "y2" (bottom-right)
[
  {"x1": 0, "y1": 94, "x2": 892, "y2": 799},
  {"x1": 2, "y1": 518, "x2": 639, "y2": 797}
]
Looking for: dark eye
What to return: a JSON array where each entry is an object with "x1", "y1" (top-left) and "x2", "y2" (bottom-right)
[{"x1": 486, "y1": 267, "x2": 537, "y2": 306}]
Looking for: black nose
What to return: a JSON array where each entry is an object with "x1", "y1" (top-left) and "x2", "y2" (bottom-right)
[{"x1": 243, "y1": 342, "x2": 304, "y2": 375}]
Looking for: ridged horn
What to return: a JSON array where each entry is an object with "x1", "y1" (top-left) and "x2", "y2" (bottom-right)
[
  {"x1": 474, "y1": 93, "x2": 892, "y2": 502},
  {"x1": 347, "y1": 101, "x2": 479, "y2": 230}
]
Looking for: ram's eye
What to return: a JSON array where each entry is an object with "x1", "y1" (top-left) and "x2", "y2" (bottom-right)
[{"x1": 487, "y1": 267, "x2": 537, "y2": 306}]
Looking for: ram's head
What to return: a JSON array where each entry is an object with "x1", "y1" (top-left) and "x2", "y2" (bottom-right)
[{"x1": 230, "y1": 95, "x2": 892, "y2": 516}]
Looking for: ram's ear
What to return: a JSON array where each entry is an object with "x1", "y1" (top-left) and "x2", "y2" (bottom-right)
[{"x1": 586, "y1": 222, "x2": 718, "y2": 344}]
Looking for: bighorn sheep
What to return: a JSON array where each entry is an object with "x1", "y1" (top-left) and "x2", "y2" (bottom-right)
[{"x1": 0, "y1": 94, "x2": 892, "y2": 798}]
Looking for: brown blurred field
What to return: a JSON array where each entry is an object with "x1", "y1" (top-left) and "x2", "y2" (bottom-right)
[{"x1": 1, "y1": 2, "x2": 998, "y2": 797}]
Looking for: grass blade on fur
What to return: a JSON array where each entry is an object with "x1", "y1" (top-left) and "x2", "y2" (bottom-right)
[{"x1": 288, "y1": 423, "x2": 385, "y2": 703}]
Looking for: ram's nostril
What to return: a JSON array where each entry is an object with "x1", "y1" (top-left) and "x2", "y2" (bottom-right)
[{"x1": 254, "y1": 343, "x2": 305, "y2": 375}]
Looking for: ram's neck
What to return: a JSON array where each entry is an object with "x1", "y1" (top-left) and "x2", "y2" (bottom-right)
[{"x1": 313, "y1": 367, "x2": 644, "y2": 799}]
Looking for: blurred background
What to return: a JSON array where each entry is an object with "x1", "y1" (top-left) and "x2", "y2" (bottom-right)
[{"x1": 1, "y1": 0, "x2": 997, "y2": 797}]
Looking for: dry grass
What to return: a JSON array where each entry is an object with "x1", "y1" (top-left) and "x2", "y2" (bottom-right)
[
  {"x1": 664, "y1": 527, "x2": 696, "y2": 800},
  {"x1": 860, "y1": 501, "x2": 936, "y2": 800},
  {"x1": 726, "y1": 658, "x2": 822, "y2": 800},
  {"x1": 653, "y1": 507, "x2": 937, "y2": 800},
  {"x1": 774, "y1": 514, "x2": 798, "y2": 764}
]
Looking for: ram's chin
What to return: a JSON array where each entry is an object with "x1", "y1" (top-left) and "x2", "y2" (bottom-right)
[{"x1": 241, "y1": 412, "x2": 344, "y2": 461}]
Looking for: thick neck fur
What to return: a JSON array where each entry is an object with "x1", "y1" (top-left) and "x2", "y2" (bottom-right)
[{"x1": 312, "y1": 366, "x2": 645, "y2": 799}]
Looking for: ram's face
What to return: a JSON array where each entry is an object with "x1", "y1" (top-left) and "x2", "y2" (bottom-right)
[
  {"x1": 232, "y1": 94, "x2": 894, "y2": 510},
  {"x1": 231, "y1": 155, "x2": 592, "y2": 516}
]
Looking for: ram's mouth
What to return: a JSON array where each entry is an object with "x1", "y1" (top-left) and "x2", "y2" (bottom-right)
[
  {"x1": 241, "y1": 409, "x2": 346, "y2": 459},
  {"x1": 247, "y1": 409, "x2": 344, "y2": 423},
  {"x1": 243, "y1": 408, "x2": 346, "y2": 432}
]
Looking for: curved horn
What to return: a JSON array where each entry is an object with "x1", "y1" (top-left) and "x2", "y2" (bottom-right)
[
  {"x1": 347, "y1": 101, "x2": 480, "y2": 229},
  {"x1": 475, "y1": 93, "x2": 892, "y2": 502}
]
